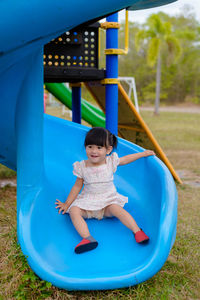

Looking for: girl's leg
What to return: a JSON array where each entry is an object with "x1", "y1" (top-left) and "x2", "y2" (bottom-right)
[
  {"x1": 69, "y1": 206, "x2": 98, "y2": 253},
  {"x1": 104, "y1": 204, "x2": 140, "y2": 234},
  {"x1": 69, "y1": 206, "x2": 90, "y2": 238}
]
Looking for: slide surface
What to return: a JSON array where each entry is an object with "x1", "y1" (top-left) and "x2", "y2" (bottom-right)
[
  {"x1": 28, "y1": 114, "x2": 177, "y2": 290},
  {"x1": 0, "y1": 0, "x2": 177, "y2": 290}
]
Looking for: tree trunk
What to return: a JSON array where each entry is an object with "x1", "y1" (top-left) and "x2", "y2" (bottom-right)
[{"x1": 154, "y1": 51, "x2": 161, "y2": 115}]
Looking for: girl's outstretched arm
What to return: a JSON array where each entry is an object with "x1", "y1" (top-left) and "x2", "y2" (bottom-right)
[
  {"x1": 55, "y1": 177, "x2": 83, "y2": 214},
  {"x1": 119, "y1": 150, "x2": 155, "y2": 166}
]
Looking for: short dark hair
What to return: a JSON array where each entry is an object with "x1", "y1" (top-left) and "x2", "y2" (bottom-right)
[{"x1": 84, "y1": 127, "x2": 117, "y2": 149}]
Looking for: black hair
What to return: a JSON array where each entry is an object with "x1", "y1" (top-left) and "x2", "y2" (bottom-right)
[{"x1": 84, "y1": 127, "x2": 118, "y2": 149}]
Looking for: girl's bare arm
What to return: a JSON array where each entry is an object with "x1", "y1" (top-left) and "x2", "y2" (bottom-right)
[
  {"x1": 119, "y1": 150, "x2": 155, "y2": 166},
  {"x1": 55, "y1": 177, "x2": 83, "y2": 214}
]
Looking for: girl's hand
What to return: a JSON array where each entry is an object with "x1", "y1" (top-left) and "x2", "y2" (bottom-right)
[
  {"x1": 55, "y1": 199, "x2": 69, "y2": 214},
  {"x1": 143, "y1": 150, "x2": 156, "y2": 157}
]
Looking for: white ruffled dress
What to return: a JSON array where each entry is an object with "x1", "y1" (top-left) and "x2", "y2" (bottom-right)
[{"x1": 68, "y1": 152, "x2": 128, "y2": 219}]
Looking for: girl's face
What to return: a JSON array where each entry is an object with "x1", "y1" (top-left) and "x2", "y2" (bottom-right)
[{"x1": 86, "y1": 144, "x2": 112, "y2": 166}]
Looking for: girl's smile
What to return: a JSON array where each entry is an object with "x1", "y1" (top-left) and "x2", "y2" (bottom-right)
[{"x1": 86, "y1": 145, "x2": 112, "y2": 166}]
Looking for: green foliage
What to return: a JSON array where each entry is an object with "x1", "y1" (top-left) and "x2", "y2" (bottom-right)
[
  {"x1": 0, "y1": 164, "x2": 16, "y2": 179},
  {"x1": 119, "y1": 8, "x2": 200, "y2": 104},
  {"x1": 165, "y1": 35, "x2": 182, "y2": 65},
  {"x1": 14, "y1": 273, "x2": 52, "y2": 300},
  {"x1": 175, "y1": 29, "x2": 196, "y2": 41},
  {"x1": 147, "y1": 37, "x2": 160, "y2": 66},
  {"x1": 147, "y1": 13, "x2": 167, "y2": 35},
  {"x1": 135, "y1": 14, "x2": 182, "y2": 113},
  {"x1": 9, "y1": 233, "x2": 53, "y2": 300},
  {"x1": 135, "y1": 29, "x2": 147, "y2": 51}
]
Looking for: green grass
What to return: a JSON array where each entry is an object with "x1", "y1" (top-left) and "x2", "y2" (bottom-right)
[
  {"x1": 0, "y1": 164, "x2": 16, "y2": 179},
  {"x1": 141, "y1": 111, "x2": 200, "y2": 151},
  {"x1": 0, "y1": 110, "x2": 200, "y2": 299},
  {"x1": 141, "y1": 111, "x2": 200, "y2": 178}
]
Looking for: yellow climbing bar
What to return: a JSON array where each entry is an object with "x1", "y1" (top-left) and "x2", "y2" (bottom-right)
[
  {"x1": 100, "y1": 22, "x2": 120, "y2": 29},
  {"x1": 104, "y1": 10, "x2": 129, "y2": 55},
  {"x1": 101, "y1": 78, "x2": 119, "y2": 84}
]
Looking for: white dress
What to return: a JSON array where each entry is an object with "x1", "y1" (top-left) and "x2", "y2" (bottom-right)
[{"x1": 68, "y1": 152, "x2": 128, "y2": 219}]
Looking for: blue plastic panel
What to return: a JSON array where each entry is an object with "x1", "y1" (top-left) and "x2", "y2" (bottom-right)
[{"x1": 128, "y1": 0, "x2": 177, "y2": 10}]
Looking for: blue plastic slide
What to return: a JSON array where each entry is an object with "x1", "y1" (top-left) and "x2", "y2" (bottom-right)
[{"x1": 0, "y1": 0, "x2": 177, "y2": 290}]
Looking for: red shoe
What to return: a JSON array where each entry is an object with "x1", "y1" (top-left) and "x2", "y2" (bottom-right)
[
  {"x1": 134, "y1": 230, "x2": 149, "y2": 243},
  {"x1": 75, "y1": 238, "x2": 98, "y2": 254}
]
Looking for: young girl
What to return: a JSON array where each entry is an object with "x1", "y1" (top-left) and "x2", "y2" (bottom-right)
[{"x1": 56, "y1": 127, "x2": 155, "y2": 254}]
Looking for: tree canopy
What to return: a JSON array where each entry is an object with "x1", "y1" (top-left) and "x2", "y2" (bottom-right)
[{"x1": 118, "y1": 8, "x2": 200, "y2": 105}]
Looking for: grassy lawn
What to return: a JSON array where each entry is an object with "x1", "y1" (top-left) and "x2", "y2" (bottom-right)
[
  {"x1": 0, "y1": 165, "x2": 16, "y2": 179},
  {"x1": 0, "y1": 109, "x2": 199, "y2": 299}
]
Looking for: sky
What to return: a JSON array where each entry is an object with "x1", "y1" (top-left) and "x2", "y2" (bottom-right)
[{"x1": 119, "y1": 0, "x2": 200, "y2": 23}]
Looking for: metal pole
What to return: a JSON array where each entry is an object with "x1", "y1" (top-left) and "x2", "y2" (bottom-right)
[
  {"x1": 71, "y1": 83, "x2": 81, "y2": 124},
  {"x1": 105, "y1": 13, "x2": 118, "y2": 135}
]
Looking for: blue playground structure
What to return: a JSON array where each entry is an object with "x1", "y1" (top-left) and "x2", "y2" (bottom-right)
[{"x1": 0, "y1": 0, "x2": 178, "y2": 290}]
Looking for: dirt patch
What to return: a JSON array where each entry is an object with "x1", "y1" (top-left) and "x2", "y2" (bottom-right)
[
  {"x1": 177, "y1": 169, "x2": 200, "y2": 188},
  {"x1": 0, "y1": 179, "x2": 16, "y2": 188},
  {"x1": 141, "y1": 104, "x2": 200, "y2": 114}
]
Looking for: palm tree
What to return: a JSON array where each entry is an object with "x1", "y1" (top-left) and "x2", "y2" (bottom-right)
[{"x1": 135, "y1": 14, "x2": 181, "y2": 115}]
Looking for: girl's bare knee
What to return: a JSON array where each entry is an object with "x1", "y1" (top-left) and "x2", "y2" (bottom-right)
[
  {"x1": 69, "y1": 206, "x2": 81, "y2": 216},
  {"x1": 108, "y1": 204, "x2": 120, "y2": 211},
  {"x1": 69, "y1": 206, "x2": 87, "y2": 219}
]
